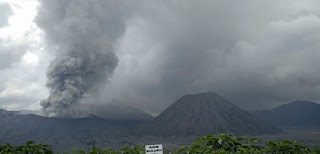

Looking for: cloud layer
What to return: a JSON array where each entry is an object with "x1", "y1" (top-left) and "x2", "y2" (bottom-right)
[
  {"x1": 103, "y1": 0, "x2": 320, "y2": 113},
  {"x1": 2, "y1": 0, "x2": 320, "y2": 116}
]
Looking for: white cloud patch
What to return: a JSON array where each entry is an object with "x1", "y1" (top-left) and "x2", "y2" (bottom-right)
[
  {"x1": 0, "y1": 0, "x2": 48, "y2": 111},
  {"x1": 0, "y1": 2, "x2": 12, "y2": 27},
  {"x1": 22, "y1": 51, "x2": 39, "y2": 64}
]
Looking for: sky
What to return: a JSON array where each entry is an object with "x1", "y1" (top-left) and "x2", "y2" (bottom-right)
[{"x1": 0, "y1": 0, "x2": 320, "y2": 116}]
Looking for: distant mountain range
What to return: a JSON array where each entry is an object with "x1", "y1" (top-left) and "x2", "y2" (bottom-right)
[
  {"x1": 251, "y1": 100, "x2": 320, "y2": 128},
  {"x1": 7, "y1": 92, "x2": 320, "y2": 151},
  {"x1": 139, "y1": 92, "x2": 280, "y2": 136},
  {"x1": 11, "y1": 110, "x2": 39, "y2": 115},
  {"x1": 0, "y1": 109, "x2": 13, "y2": 118},
  {"x1": 0, "y1": 112, "x2": 141, "y2": 152},
  {"x1": 6, "y1": 100, "x2": 154, "y2": 121},
  {"x1": 86, "y1": 100, "x2": 154, "y2": 120}
]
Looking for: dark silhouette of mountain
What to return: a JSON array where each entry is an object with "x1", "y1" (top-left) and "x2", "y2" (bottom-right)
[
  {"x1": 139, "y1": 92, "x2": 280, "y2": 136},
  {"x1": 8, "y1": 101, "x2": 153, "y2": 121},
  {"x1": 0, "y1": 93, "x2": 282, "y2": 151},
  {"x1": 0, "y1": 110, "x2": 142, "y2": 151},
  {"x1": 87, "y1": 100, "x2": 154, "y2": 120},
  {"x1": 11, "y1": 110, "x2": 39, "y2": 115},
  {"x1": 251, "y1": 100, "x2": 320, "y2": 128},
  {"x1": 0, "y1": 109, "x2": 13, "y2": 119},
  {"x1": 0, "y1": 102, "x2": 152, "y2": 147}
]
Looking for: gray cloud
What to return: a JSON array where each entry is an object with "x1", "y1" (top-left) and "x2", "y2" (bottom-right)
[
  {"x1": 0, "y1": 2, "x2": 12, "y2": 27},
  {"x1": 0, "y1": 39, "x2": 28, "y2": 69},
  {"x1": 0, "y1": 96, "x2": 38, "y2": 109},
  {"x1": 0, "y1": 3, "x2": 23, "y2": 69},
  {"x1": 35, "y1": 0, "x2": 320, "y2": 116},
  {"x1": 0, "y1": 1, "x2": 48, "y2": 112},
  {"x1": 103, "y1": 0, "x2": 320, "y2": 113}
]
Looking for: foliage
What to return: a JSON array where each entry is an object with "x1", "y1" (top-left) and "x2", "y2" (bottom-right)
[
  {"x1": 0, "y1": 141, "x2": 52, "y2": 154},
  {"x1": 68, "y1": 147, "x2": 119, "y2": 154},
  {"x1": 64, "y1": 145, "x2": 145, "y2": 154},
  {"x1": 121, "y1": 145, "x2": 145, "y2": 154},
  {"x1": 1, "y1": 134, "x2": 320, "y2": 153},
  {"x1": 174, "y1": 134, "x2": 319, "y2": 154},
  {"x1": 265, "y1": 140, "x2": 311, "y2": 154}
]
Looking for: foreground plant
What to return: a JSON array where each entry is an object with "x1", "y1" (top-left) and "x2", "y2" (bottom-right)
[
  {"x1": 174, "y1": 134, "x2": 317, "y2": 154},
  {"x1": 1, "y1": 134, "x2": 319, "y2": 153},
  {"x1": 0, "y1": 141, "x2": 52, "y2": 154}
]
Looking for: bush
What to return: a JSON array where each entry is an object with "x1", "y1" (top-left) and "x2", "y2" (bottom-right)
[
  {"x1": 1, "y1": 134, "x2": 319, "y2": 153},
  {"x1": 174, "y1": 134, "x2": 318, "y2": 154},
  {"x1": 68, "y1": 147, "x2": 119, "y2": 154},
  {"x1": 0, "y1": 141, "x2": 52, "y2": 154}
]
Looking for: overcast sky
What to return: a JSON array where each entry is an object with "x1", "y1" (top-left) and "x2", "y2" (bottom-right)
[{"x1": 1, "y1": 0, "x2": 320, "y2": 115}]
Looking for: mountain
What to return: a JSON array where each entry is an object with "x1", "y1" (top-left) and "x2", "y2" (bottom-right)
[
  {"x1": 6, "y1": 100, "x2": 153, "y2": 121},
  {"x1": 251, "y1": 100, "x2": 320, "y2": 128},
  {"x1": 140, "y1": 92, "x2": 280, "y2": 136},
  {"x1": 0, "y1": 109, "x2": 13, "y2": 119},
  {"x1": 11, "y1": 110, "x2": 39, "y2": 115},
  {"x1": 0, "y1": 111, "x2": 138, "y2": 152},
  {"x1": 0, "y1": 93, "x2": 282, "y2": 151},
  {"x1": 87, "y1": 100, "x2": 154, "y2": 120}
]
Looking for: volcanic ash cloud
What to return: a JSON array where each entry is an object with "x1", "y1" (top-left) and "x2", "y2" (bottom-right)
[{"x1": 36, "y1": 0, "x2": 131, "y2": 118}]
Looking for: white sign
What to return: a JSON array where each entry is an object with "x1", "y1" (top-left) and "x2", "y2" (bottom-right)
[{"x1": 145, "y1": 144, "x2": 163, "y2": 154}]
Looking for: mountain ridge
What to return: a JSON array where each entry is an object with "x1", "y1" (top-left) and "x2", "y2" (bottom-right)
[
  {"x1": 251, "y1": 100, "x2": 320, "y2": 128},
  {"x1": 0, "y1": 92, "x2": 283, "y2": 151},
  {"x1": 139, "y1": 92, "x2": 280, "y2": 136}
]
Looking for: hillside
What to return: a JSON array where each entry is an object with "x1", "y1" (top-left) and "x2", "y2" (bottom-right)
[
  {"x1": 140, "y1": 92, "x2": 280, "y2": 136},
  {"x1": 0, "y1": 109, "x2": 13, "y2": 119},
  {"x1": 0, "y1": 93, "x2": 283, "y2": 151},
  {"x1": 7, "y1": 101, "x2": 153, "y2": 121},
  {"x1": 86, "y1": 100, "x2": 153, "y2": 120},
  {"x1": 0, "y1": 111, "x2": 139, "y2": 152},
  {"x1": 11, "y1": 110, "x2": 39, "y2": 115},
  {"x1": 251, "y1": 100, "x2": 320, "y2": 128}
]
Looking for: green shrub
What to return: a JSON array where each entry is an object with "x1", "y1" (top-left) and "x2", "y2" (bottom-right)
[
  {"x1": 174, "y1": 134, "x2": 265, "y2": 154},
  {"x1": 174, "y1": 134, "x2": 318, "y2": 154},
  {"x1": 69, "y1": 147, "x2": 119, "y2": 154},
  {"x1": 0, "y1": 141, "x2": 52, "y2": 154},
  {"x1": 65, "y1": 145, "x2": 145, "y2": 154},
  {"x1": 1, "y1": 134, "x2": 319, "y2": 154},
  {"x1": 121, "y1": 145, "x2": 144, "y2": 154}
]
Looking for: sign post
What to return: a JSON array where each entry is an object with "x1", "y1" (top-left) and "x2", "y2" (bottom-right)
[{"x1": 145, "y1": 144, "x2": 163, "y2": 154}]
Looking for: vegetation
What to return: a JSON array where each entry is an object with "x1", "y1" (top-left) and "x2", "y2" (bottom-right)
[
  {"x1": 0, "y1": 141, "x2": 52, "y2": 154},
  {"x1": 1, "y1": 134, "x2": 319, "y2": 154},
  {"x1": 176, "y1": 134, "x2": 317, "y2": 154},
  {"x1": 68, "y1": 145, "x2": 145, "y2": 154}
]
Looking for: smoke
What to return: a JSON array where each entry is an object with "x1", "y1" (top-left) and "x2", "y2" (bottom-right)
[
  {"x1": 102, "y1": 0, "x2": 320, "y2": 113},
  {"x1": 36, "y1": 0, "x2": 132, "y2": 118},
  {"x1": 35, "y1": 0, "x2": 320, "y2": 117}
]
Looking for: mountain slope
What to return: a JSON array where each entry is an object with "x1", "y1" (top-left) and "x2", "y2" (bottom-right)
[
  {"x1": 141, "y1": 92, "x2": 280, "y2": 136},
  {"x1": 11, "y1": 110, "x2": 39, "y2": 115},
  {"x1": 87, "y1": 100, "x2": 153, "y2": 120},
  {"x1": 251, "y1": 100, "x2": 320, "y2": 128},
  {"x1": 0, "y1": 113, "x2": 140, "y2": 152},
  {"x1": 0, "y1": 109, "x2": 13, "y2": 118}
]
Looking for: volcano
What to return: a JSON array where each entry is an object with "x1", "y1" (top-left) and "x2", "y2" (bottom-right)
[{"x1": 142, "y1": 92, "x2": 280, "y2": 136}]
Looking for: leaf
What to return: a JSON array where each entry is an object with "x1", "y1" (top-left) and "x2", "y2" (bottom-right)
[{"x1": 26, "y1": 141, "x2": 35, "y2": 146}]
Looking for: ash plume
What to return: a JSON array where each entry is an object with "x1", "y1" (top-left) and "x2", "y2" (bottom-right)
[
  {"x1": 34, "y1": 0, "x2": 320, "y2": 116},
  {"x1": 36, "y1": 0, "x2": 132, "y2": 118}
]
